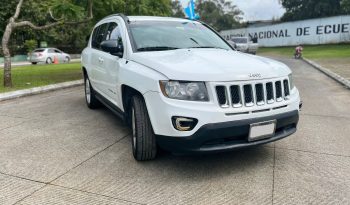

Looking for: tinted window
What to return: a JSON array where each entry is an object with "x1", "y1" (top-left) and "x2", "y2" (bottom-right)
[
  {"x1": 106, "y1": 22, "x2": 123, "y2": 49},
  {"x1": 106, "y1": 22, "x2": 118, "y2": 40},
  {"x1": 34, "y1": 49, "x2": 45, "y2": 52},
  {"x1": 54, "y1": 49, "x2": 62, "y2": 53},
  {"x1": 48, "y1": 49, "x2": 55, "y2": 53},
  {"x1": 91, "y1": 23, "x2": 108, "y2": 49}
]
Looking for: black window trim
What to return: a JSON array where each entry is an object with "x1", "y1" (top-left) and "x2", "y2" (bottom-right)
[{"x1": 91, "y1": 16, "x2": 129, "y2": 57}]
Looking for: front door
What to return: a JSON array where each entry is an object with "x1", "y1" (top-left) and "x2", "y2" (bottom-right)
[{"x1": 100, "y1": 21, "x2": 125, "y2": 107}]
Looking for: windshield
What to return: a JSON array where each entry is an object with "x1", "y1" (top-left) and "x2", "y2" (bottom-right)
[
  {"x1": 129, "y1": 21, "x2": 231, "y2": 51},
  {"x1": 232, "y1": 38, "x2": 248, "y2": 43}
]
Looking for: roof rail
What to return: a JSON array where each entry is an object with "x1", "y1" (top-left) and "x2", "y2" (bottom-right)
[{"x1": 103, "y1": 13, "x2": 129, "y2": 23}]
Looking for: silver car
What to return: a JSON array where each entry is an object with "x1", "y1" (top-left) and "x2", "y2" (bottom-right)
[
  {"x1": 29, "y1": 48, "x2": 71, "y2": 64},
  {"x1": 230, "y1": 37, "x2": 259, "y2": 55}
]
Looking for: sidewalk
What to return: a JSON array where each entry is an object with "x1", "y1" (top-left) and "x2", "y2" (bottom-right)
[{"x1": 311, "y1": 58, "x2": 350, "y2": 81}]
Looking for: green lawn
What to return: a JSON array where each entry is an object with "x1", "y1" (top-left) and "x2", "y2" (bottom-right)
[
  {"x1": 258, "y1": 44, "x2": 350, "y2": 59},
  {"x1": 0, "y1": 63, "x2": 82, "y2": 93}
]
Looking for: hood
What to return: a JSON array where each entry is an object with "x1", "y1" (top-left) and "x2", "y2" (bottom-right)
[{"x1": 130, "y1": 49, "x2": 291, "y2": 82}]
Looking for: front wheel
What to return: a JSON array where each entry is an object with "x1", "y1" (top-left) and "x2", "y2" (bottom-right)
[
  {"x1": 64, "y1": 57, "x2": 70, "y2": 63},
  {"x1": 131, "y1": 95, "x2": 157, "y2": 161}
]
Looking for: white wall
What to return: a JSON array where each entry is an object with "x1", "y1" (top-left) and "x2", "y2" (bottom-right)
[{"x1": 221, "y1": 16, "x2": 350, "y2": 47}]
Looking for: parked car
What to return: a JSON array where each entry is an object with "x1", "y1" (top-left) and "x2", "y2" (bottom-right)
[
  {"x1": 29, "y1": 48, "x2": 70, "y2": 64},
  {"x1": 82, "y1": 15, "x2": 301, "y2": 161},
  {"x1": 231, "y1": 37, "x2": 259, "y2": 54}
]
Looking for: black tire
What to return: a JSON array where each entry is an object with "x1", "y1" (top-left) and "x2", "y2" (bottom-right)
[
  {"x1": 31, "y1": 62, "x2": 37, "y2": 65},
  {"x1": 46, "y1": 57, "x2": 52, "y2": 64},
  {"x1": 65, "y1": 57, "x2": 70, "y2": 63},
  {"x1": 84, "y1": 74, "x2": 101, "y2": 109},
  {"x1": 131, "y1": 95, "x2": 157, "y2": 161}
]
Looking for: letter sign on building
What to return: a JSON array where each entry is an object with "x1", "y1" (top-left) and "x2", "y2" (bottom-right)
[{"x1": 221, "y1": 16, "x2": 350, "y2": 47}]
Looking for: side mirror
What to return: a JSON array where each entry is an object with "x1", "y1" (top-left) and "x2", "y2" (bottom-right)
[{"x1": 100, "y1": 40, "x2": 123, "y2": 58}]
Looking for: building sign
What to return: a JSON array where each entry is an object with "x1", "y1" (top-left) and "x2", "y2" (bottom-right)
[
  {"x1": 221, "y1": 15, "x2": 350, "y2": 47},
  {"x1": 40, "y1": 41, "x2": 48, "y2": 48}
]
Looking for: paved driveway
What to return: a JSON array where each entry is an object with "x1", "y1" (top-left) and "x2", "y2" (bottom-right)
[{"x1": 0, "y1": 57, "x2": 349, "y2": 205}]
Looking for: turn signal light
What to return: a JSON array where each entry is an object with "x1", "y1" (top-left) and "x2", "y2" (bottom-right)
[{"x1": 172, "y1": 116, "x2": 198, "y2": 131}]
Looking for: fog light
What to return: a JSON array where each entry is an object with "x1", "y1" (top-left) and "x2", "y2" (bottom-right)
[{"x1": 172, "y1": 116, "x2": 198, "y2": 131}]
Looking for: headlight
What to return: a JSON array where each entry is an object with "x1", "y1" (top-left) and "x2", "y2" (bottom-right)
[
  {"x1": 288, "y1": 74, "x2": 295, "y2": 89},
  {"x1": 159, "y1": 81, "x2": 209, "y2": 101}
]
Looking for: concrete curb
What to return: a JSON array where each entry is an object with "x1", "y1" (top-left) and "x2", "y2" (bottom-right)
[
  {"x1": 0, "y1": 80, "x2": 83, "y2": 102},
  {"x1": 303, "y1": 58, "x2": 350, "y2": 89}
]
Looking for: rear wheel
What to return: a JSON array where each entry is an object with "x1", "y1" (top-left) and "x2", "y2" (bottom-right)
[
  {"x1": 31, "y1": 62, "x2": 37, "y2": 65},
  {"x1": 84, "y1": 74, "x2": 101, "y2": 109},
  {"x1": 131, "y1": 95, "x2": 157, "y2": 161},
  {"x1": 46, "y1": 57, "x2": 52, "y2": 64},
  {"x1": 64, "y1": 56, "x2": 70, "y2": 63}
]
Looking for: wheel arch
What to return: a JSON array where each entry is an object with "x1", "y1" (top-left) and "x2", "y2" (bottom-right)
[
  {"x1": 121, "y1": 85, "x2": 144, "y2": 126},
  {"x1": 82, "y1": 66, "x2": 87, "y2": 77}
]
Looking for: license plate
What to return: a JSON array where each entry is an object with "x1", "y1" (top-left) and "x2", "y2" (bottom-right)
[{"x1": 248, "y1": 120, "x2": 276, "y2": 142}]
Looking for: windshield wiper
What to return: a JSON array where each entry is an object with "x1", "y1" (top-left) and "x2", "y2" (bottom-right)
[{"x1": 137, "y1": 46, "x2": 180, "y2": 51}]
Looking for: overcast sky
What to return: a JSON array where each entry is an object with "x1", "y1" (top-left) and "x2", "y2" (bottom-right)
[{"x1": 179, "y1": 0, "x2": 286, "y2": 21}]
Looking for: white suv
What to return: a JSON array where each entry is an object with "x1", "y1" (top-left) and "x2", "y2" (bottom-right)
[{"x1": 82, "y1": 15, "x2": 301, "y2": 161}]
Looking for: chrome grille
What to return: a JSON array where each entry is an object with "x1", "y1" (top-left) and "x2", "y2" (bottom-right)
[
  {"x1": 216, "y1": 86, "x2": 228, "y2": 107},
  {"x1": 243, "y1": 85, "x2": 253, "y2": 106},
  {"x1": 266, "y1": 82, "x2": 274, "y2": 103},
  {"x1": 255, "y1": 84, "x2": 264, "y2": 105},
  {"x1": 283, "y1": 79, "x2": 290, "y2": 97},
  {"x1": 230, "y1": 85, "x2": 241, "y2": 107},
  {"x1": 275, "y1": 81, "x2": 283, "y2": 101},
  {"x1": 215, "y1": 79, "x2": 290, "y2": 108}
]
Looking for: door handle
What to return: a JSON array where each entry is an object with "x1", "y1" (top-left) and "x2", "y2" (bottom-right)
[{"x1": 98, "y1": 57, "x2": 104, "y2": 63}]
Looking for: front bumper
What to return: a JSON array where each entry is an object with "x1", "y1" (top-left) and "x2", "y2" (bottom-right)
[{"x1": 157, "y1": 110, "x2": 298, "y2": 154}]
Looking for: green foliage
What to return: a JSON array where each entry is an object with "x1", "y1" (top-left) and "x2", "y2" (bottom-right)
[
  {"x1": 51, "y1": 0, "x2": 85, "y2": 21},
  {"x1": 280, "y1": 0, "x2": 350, "y2": 21},
  {"x1": 172, "y1": 0, "x2": 185, "y2": 18},
  {"x1": 1, "y1": 0, "x2": 243, "y2": 55},
  {"x1": 24, "y1": 40, "x2": 37, "y2": 53},
  {"x1": 196, "y1": 0, "x2": 242, "y2": 31},
  {"x1": 342, "y1": 0, "x2": 350, "y2": 13},
  {"x1": 0, "y1": 0, "x2": 18, "y2": 36}
]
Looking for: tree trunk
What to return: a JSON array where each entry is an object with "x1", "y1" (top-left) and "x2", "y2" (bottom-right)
[{"x1": 2, "y1": 21, "x2": 14, "y2": 87}]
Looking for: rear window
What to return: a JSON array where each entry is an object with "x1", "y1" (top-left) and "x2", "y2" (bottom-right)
[{"x1": 34, "y1": 49, "x2": 45, "y2": 52}]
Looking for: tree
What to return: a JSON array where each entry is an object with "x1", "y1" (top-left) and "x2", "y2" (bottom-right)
[
  {"x1": 24, "y1": 39, "x2": 36, "y2": 54},
  {"x1": 1, "y1": 0, "x2": 93, "y2": 87},
  {"x1": 171, "y1": 0, "x2": 185, "y2": 18},
  {"x1": 341, "y1": 0, "x2": 350, "y2": 13},
  {"x1": 196, "y1": 0, "x2": 242, "y2": 31},
  {"x1": 279, "y1": 0, "x2": 346, "y2": 21}
]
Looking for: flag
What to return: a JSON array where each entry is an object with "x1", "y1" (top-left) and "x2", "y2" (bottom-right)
[{"x1": 184, "y1": 0, "x2": 200, "y2": 20}]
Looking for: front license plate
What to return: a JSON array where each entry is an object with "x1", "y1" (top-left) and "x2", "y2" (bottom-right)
[{"x1": 248, "y1": 120, "x2": 276, "y2": 142}]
